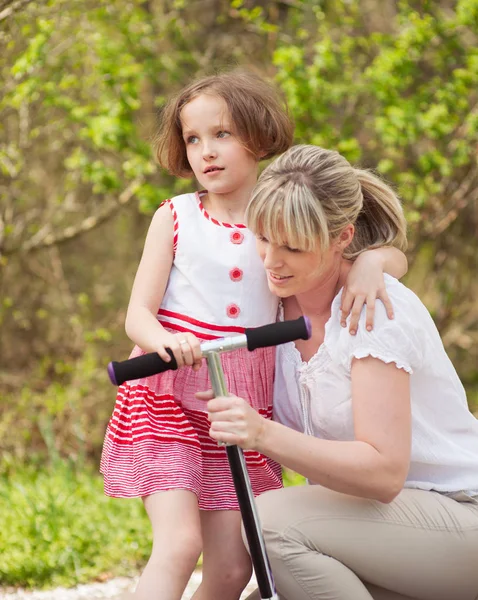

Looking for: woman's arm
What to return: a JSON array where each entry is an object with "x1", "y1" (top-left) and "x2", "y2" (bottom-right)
[
  {"x1": 341, "y1": 247, "x2": 408, "y2": 334},
  {"x1": 201, "y1": 357, "x2": 411, "y2": 503}
]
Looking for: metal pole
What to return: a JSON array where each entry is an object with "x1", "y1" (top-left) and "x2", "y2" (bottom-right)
[{"x1": 205, "y1": 351, "x2": 278, "y2": 600}]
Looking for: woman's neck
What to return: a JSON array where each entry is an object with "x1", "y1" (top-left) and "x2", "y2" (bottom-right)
[
  {"x1": 285, "y1": 260, "x2": 353, "y2": 320},
  {"x1": 284, "y1": 260, "x2": 353, "y2": 361}
]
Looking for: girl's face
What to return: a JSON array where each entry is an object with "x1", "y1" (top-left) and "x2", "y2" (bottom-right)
[{"x1": 180, "y1": 94, "x2": 259, "y2": 196}]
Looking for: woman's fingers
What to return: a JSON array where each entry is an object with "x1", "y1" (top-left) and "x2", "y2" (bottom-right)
[
  {"x1": 195, "y1": 389, "x2": 215, "y2": 401},
  {"x1": 208, "y1": 395, "x2": 245, "y2": 418}
]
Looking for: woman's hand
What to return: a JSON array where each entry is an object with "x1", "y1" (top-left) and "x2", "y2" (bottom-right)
[
  {"x1": 195, "y1": 390, "x2": 266, "y2": 449},
  {"x1": 155, "y1": 331, "x2": 203, "y2": 370},
  {"x1": 341, "y1": 250, "x2": 394, "y2": 335}
]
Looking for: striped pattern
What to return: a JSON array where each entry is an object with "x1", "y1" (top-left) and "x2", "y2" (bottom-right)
[
  {"x1": 100, "y1": 331, "x2": 282, "y2": 510},
  {"x1": 157, "y1": 308, "x2": 245, "y2": 340}
]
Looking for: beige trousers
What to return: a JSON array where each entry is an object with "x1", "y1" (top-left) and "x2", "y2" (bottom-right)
[{"x1": 245, "y1": 486, "x2": 478, "y2": 600}]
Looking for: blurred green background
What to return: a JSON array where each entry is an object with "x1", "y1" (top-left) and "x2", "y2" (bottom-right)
[{"x1": 1, "y1": 0, "x2": 477, "y2": 590}]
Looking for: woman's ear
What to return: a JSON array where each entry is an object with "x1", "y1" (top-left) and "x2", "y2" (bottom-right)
[{"x1": 338, "y1": 224, "x2": 354, "y2": 250}]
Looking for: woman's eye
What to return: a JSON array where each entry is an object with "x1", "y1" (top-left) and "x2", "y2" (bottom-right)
[
  {"x1": 286, "y1": 246, "x2": 302, "y2": 253},
  {"x1": 217, "y1": 130, "x2": 230, "y2": 139}
]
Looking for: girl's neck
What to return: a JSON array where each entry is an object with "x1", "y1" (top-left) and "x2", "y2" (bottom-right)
[{"x1": 201, "y1": 182, "x2": 257, "y2": 225}]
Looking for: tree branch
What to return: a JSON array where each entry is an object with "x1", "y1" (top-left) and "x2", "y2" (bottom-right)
[
  {"x1": 0, "y1": 0, "x2": 35, "y2": 21},
  {"x1": 7, "y1": 178, "x2": 144, "y2": 256}
]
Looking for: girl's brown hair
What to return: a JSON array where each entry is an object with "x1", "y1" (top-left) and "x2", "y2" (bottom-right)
[
  {"x1": 153, "y1": 70, "x2": 294, "y2": 178},
  {"x1": 246, "y1": 144, "x2": 407, "y2": 258}
]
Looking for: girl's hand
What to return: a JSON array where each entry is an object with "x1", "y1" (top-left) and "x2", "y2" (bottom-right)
[
  {"x1": 195, "y1": 390, "x2": 265, "y2": 449},
  {"x1": 341, "y1": 250, "x2": 394, "y2": 335},
  {"x1": 155, "y1": 331, "x2": 203, "y2": 371}
]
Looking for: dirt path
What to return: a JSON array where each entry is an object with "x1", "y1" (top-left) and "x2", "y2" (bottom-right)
[{"x1": 0, "y1": 571, "x2": 258, "y2": 599}]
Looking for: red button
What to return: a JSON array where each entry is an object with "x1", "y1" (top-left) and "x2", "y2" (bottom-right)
[
  {"x1": 229, "y1": 267, "x2": 243, "y2": 282},
  {"x1": 230, "y1": 230, "x2": 244, "y2": 245},
  {"x1": 226, "y1": 303, "x2": 240, "y2": 318}
]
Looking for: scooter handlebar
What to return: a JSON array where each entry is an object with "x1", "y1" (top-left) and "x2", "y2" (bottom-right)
[
  {"x1": 245, "y1": 315, "x2": 311, "y2": 351},
  {"x1": 108, "y1": 316, "x2": 311, "y2": 386}
]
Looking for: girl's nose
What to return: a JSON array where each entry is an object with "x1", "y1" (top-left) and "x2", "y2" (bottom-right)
[{"x1": 202, "y1": 142, "x2": 217, "y2": 160}]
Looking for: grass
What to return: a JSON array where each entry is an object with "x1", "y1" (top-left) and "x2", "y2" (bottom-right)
[
  {"x1": 0, "y1": 462, "x2": 151, "y2": 589},
  {"x1": 0, "y1": 462, "x2": 305, "y2": 590}
]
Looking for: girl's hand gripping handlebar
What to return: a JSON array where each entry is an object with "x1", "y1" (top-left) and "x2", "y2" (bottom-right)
[{"x1": 107, "y1": 316, "x2": 312, "y2": 386}]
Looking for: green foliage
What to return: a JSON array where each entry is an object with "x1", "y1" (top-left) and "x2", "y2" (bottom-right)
[
  {"x1": 283, "y1": 468, "x2": 306, "y2": 488},
  {"x1": 272, "y1": 0, "x2": 478, "y2": 225},
  {"x1": 0, "y1": 464, "x2": 150, "y2": 588},
  {"x1": 0, "y1": 463, "x2": 305, "y2": 589}
]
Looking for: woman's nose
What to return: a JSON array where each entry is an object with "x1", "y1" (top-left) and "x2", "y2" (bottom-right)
[{"x1": 263, "y1": 246, "x2": 283, "y2": 269}]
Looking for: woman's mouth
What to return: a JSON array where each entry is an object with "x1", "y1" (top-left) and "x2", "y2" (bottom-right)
[{"x1": 268, "y1": 272, "x2": 292, "y2": 284}]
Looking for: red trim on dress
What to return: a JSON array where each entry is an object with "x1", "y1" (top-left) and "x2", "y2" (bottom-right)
[
  {"x1": 158, "y1": 320, "x2": 221, "y2": 340},
  {"x1": 158, "y1": 308, "x2": 245, "y2": 333},
  {"x1": 165, "y1": 199, "x2": 178, "y2": 255},
  {"x1": 195, "y1": 191, "x2": 247, "y2": 229}
]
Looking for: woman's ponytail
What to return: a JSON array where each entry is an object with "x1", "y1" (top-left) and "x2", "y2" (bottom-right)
[{"x1": 345, "y1": 169, "x2": 408, "y2": 259}]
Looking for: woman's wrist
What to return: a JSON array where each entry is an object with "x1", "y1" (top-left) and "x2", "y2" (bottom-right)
[{"x1": 254, "y1": 416, "x2": 276, "y2": 455}]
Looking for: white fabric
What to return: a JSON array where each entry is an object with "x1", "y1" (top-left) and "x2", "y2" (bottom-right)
[
  {"x1": 274, "y1": 274, "x2": 478, "y2": 495},
  {"x1": 159, "y1": 192, "x2": 279, "y2": 336}
]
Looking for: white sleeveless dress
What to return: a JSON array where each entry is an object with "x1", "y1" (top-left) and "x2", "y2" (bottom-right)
[{"x1": 101, "y1": 192, "x2": 282, "y2": 509}]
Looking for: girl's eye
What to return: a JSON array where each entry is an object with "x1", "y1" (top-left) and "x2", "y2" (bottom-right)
[
  {"x1": 257, "y1": 235, "x2": 268, "y2": 243},
  {"x1": 186, "y1": 135, "x2": 199, "y2": 144},
  {"x1": 286, "y1": 247, "x2": 302, "y2": 253},
  {"x1": 217, "y1": 130, "x2": 230, "y2": 139}
]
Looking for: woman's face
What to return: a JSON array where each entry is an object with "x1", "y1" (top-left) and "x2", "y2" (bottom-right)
[{"x1": 256, "y1": 234, "x2": 343, "y2": 298}]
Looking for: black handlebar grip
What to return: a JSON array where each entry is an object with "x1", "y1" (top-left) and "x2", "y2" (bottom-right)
[
  {"x1": 107, "y1": 348, "x2": 178, "y2": 386},
  {"x1": 245, "y1": 316, "x2": 312, "y2": 352}
]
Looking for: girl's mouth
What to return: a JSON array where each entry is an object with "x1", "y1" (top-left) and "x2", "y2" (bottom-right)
[{"x1": 204, "y1": 166, "x2": 224, "y2": 174}]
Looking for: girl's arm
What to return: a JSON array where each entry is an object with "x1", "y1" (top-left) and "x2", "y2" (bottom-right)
[
  {"x1": 341, "y1": 247, "x2": 408, "y2": 334},
  {"x1": 125, "y1": 203, "x2": 201, "y2": 368},
  {"x1": 200, "y1": 356, "x2": 411, "y2": 503}
]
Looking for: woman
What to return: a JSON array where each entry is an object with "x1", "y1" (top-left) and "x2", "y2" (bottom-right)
[{"x1": 198, "y1": 145, "x2": 478, "y2": 600}]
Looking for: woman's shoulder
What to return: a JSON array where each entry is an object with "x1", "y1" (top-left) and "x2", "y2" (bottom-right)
[
  {"x1": 333, "y1": 275, "x2": 431, "y2": 331},
  {"x1": 326, "y1": 275, "x2": 432, "y2": 373}
]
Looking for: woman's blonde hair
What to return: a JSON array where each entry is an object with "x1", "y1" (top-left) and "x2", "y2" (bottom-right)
[
  {"x1": 153, "y1": 70, "x2": 294, "y2": 178},
  {"x1": 246, "y1": 144, "x2": 407, "y2": 258}
]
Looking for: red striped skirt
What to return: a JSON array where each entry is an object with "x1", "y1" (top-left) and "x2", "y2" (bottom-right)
[{"x1": 100, "y1": 343, "x2": 282, "y2": 510}]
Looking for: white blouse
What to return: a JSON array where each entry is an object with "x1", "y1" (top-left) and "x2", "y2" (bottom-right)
[{"x1": 273, "y1": 275, "x2": 478, "y2": 495}]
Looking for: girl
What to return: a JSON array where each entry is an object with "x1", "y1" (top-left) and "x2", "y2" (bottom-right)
[{"x1": 100, "y1": 71, "x2": 408, "y2": 600}]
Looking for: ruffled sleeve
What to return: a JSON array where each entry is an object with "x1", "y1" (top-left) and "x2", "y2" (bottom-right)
[{"x1": 326, "y1": 277, "x2": 425, "y2": 375}]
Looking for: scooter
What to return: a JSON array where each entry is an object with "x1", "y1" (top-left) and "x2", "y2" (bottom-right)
[{"x1": 108, "y1": 316, "x2": 311, "y2": 600}]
